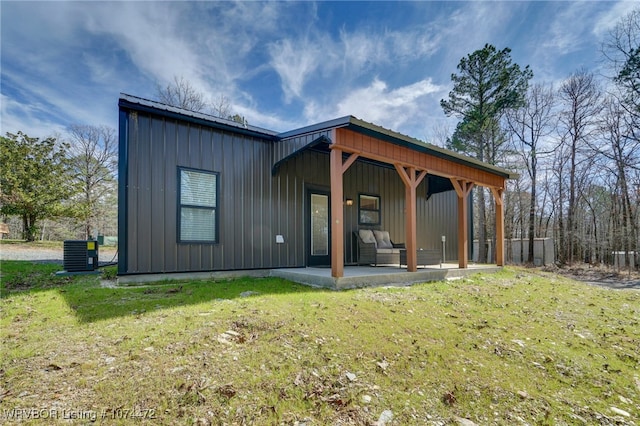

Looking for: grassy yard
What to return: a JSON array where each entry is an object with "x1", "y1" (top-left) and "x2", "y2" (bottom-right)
[{"x1": 1, "y1": 261, "x2": 638, "y2": 425}]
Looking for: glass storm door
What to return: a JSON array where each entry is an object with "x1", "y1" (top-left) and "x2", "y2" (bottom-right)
[{"x1": 308, "y1": 191, "x2": 331, "y2": 266}]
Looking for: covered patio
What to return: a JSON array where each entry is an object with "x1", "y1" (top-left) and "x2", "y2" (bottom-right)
[{"x1": 276, "y1": 116, "x2": 517, "y2": 279}]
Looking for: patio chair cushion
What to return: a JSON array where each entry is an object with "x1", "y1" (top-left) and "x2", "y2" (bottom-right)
[
  {"x1": 359, "y1": 229, "x2": 377, "y2": 247},
  {"x1": 373, "y1": 230, "x2": 393, "y2": 249},
  {"x1": 376, "y1": 248, "x2": 401, "y2": 254}
]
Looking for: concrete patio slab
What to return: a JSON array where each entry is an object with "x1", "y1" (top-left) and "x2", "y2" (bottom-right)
[
  {"x1": 270, "y1": 263, "x2": 502, "y2": 289},
  {"x1": 116, "y1": 263, "x2": 501, "y2": 288}
]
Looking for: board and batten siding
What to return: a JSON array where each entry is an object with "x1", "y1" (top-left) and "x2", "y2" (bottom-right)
[{"x1": 122, "y1": 110, "x2": 301, "y2": 274}]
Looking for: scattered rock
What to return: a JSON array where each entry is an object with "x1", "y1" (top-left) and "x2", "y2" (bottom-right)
[
  {"x1": 611, "y1": 406, "x2": 630, "y2": 417},
  {"x1": 618, "y1": 395, "x2": 632, "y2": 404},
  {"x1": 511, "y1": 339, "x2": 525, "y2": 348},
  {"x1": 517, "y1": 390, "x2": 528, "y2": 399},
  {"x1": 217, "y1": 330, "x2": 244, "y2": 344},
  {"x1": 377, "y1": 360, "x2": 389, "y2": 371},
  {"x1": 240, "y1": 291, "x2": 260, "y2": 297},
  {"x1": 345, "y1": 372, "x2": 357, "y2": 382},
  {"x1": 362, "y1": 394, "x2": 372, "y2": 404},
  {"x1": 377, "y1": 409, "x2": 393, "y2": 425},
  {"x1": 455, "y1": 417, "x2": 479, "y2": 426}
]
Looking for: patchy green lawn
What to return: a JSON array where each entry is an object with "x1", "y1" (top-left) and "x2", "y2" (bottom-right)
[{"x1": 1, "y1": 261, "x2": 638, "y2": 425}]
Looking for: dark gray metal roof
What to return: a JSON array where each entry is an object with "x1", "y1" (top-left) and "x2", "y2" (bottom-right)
[{"x1": 119, "y1": 93, "x2": 279, "y2": 139}]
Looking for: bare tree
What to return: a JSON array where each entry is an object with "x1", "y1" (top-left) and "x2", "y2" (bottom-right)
[
  {"x1": 430, "y1": 120, "x2": 452, "y2": 148},
  {"x1": 67, "y1": 125, "x2": 118, "y2": 239},
  {"x1": 156, "y1": 76, "x2": 208, "y2": 112},
  {"x1": 211, "y1": 93, "x2": 233, "y2": 118},
  {"x1": 506, "y1": 83, "x2": 556, "y2": 263},
  {"x1": 602, "y1": 8, "x2": 640, "y2": 123},
  {"x1": 599, "y1": 97, "x2": 639, "y2": 270},
  {"x1": 557, "y1": 70, "x2": 603, "y2": 264}
]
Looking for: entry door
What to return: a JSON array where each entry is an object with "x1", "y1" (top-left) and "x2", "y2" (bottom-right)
[{"x1": 307, "y1": 191, "x2": 331, "y2": 266}]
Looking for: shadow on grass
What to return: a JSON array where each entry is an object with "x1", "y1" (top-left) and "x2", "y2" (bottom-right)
[{"x1": 2, "y1": 261, "x2": 326, "y2": 323}]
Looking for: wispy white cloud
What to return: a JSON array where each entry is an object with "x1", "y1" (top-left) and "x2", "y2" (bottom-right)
[
  {"x1": 302, "y1": 77, "x2": 444, "y2": 135},
  {"x1": 593, "y1": 1, "x2": 639, "y2": 38},
  {"x1": 268, "y1": 36, "x2": 331, "y2": 103},
  {"x1": 1, "y1": 94, "x2": 67, "y2": 139}
]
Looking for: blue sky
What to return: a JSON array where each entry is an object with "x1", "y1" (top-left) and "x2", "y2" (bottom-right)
[{"x1": 1, "y1": 1, "x2": 636, "y2": 143}]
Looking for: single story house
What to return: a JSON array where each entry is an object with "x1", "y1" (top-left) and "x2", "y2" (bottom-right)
[{"x1": 117, "y1": 94, "x2": 515, "y2": 281}]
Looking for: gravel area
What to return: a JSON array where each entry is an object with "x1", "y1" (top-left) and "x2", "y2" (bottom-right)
[{"x1": 0, "y1": 243, "x2": 118, "y2": 265}]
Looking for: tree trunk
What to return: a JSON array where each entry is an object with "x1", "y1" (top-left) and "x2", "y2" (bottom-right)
[
  {"x1": 477, "y1": 188, "x2": 487, "y2": 263},
  {"x1": 22, "y1": 213, "x2": 38, "y2": 242},
  {"x1": 527, "y1": 153, "x2": 537, "y2": 263}
]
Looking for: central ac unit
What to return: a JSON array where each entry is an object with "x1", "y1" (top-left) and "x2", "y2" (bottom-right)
[{"x1": 63, "y1": 240, "x2": 99, "y2": 272}]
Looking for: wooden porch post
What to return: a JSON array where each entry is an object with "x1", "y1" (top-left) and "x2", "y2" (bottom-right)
[
  {"x1": 491, "y1": 187, "x2": 505, "y2": 266},
  {"x1": 328, "y1": 142, "x2": 359, "y2": 278},
  {"x1": 451, "y1": 179, "x2": 474, "y2": 269},
  {"x1": 395, "y1": 165, "x2": 427, "y2": 272},
  {"x1": 330, "y1": 147, "x2": 344, "y2": 278}
]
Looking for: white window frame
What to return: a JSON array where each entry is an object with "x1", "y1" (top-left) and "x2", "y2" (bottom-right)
[{"x1": 178, "y1": 167, "x2": 219, "y2": 243}]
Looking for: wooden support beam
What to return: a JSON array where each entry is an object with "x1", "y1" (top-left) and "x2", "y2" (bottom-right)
[
  {"x1": 451, "y1": 178, "x2": 474, "y2": 269},
  {"x1": 394, "y1": 165, "x2": 427, "y2": 272},
  {"x1": 491, "y1": 187, "x2": 505, "y2": 267},
  {"x1": 342, "y1": 153, "x2": 359, "y2": 174},
  {"x1": 330, "y1": 147, "x2": 344, "y2": 278}
]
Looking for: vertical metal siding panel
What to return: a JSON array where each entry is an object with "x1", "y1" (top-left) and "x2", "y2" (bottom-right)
[
  {"x1": 267, "y1": 141, "x2": 275, "y2": 267},
  {"x1": 219, "y1": 132, "x2": 231, "y2": 269},
  {"x1": 257, "y1": 140, "x2": 272, "y2": 268},
  {"x1": 175, "y1": 122, "x2": 191, "y2": 271},
  {"x1": 136, "y1": 114, "x2": 153, "y2": 272},
  {"x1": 265, "y1": 143, "x2": 275, "y2": 267},
  {"x1": 227, "y1": 135, "x2": 245, "y2": 269},
  {"x1": 164, "y1": 120, "x2": 178, "y2": 272},
  {"x1": 150, "y1": 117, "x2": 166, "y2": 272},
  {"x1": 253, "y1": 140, "x2": 262, "y2": 268},
  {"x1": 212, "y1": 130, "x2": 225, "y2": 269},
  {"x1": 291, "y1": 153, "x2": 301, "y2": 265},
  {"x1": 416, "y1": 179, "x2": 425, "y2": 249},
  {"x1": 424, "y1": 190, "x2": 458, "y2": 258},
  {"x1": 242, "y1": 136, "x2": 252, "y2": 269},
  {"x1": 344, "y1": 165, "x2": 356, "y2": 264},
  {"x1": 275, "y1": 165, "x2": 283, "y2": 267},
  {"x1": 127, "y1": 113, "x2": 139, "y2": 273},
  {"x1": 200, "y1": 127, "x2": 215, "y2": 270}
]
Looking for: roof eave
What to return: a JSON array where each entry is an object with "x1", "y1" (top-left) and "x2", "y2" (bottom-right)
[{"x1": 119, "y1": 93, "x2": 279, "y2": 140}]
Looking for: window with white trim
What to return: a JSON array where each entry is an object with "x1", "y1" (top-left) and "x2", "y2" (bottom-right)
[{"x1": 178, "y1": 167, "x2": 219, "y2": 243}]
